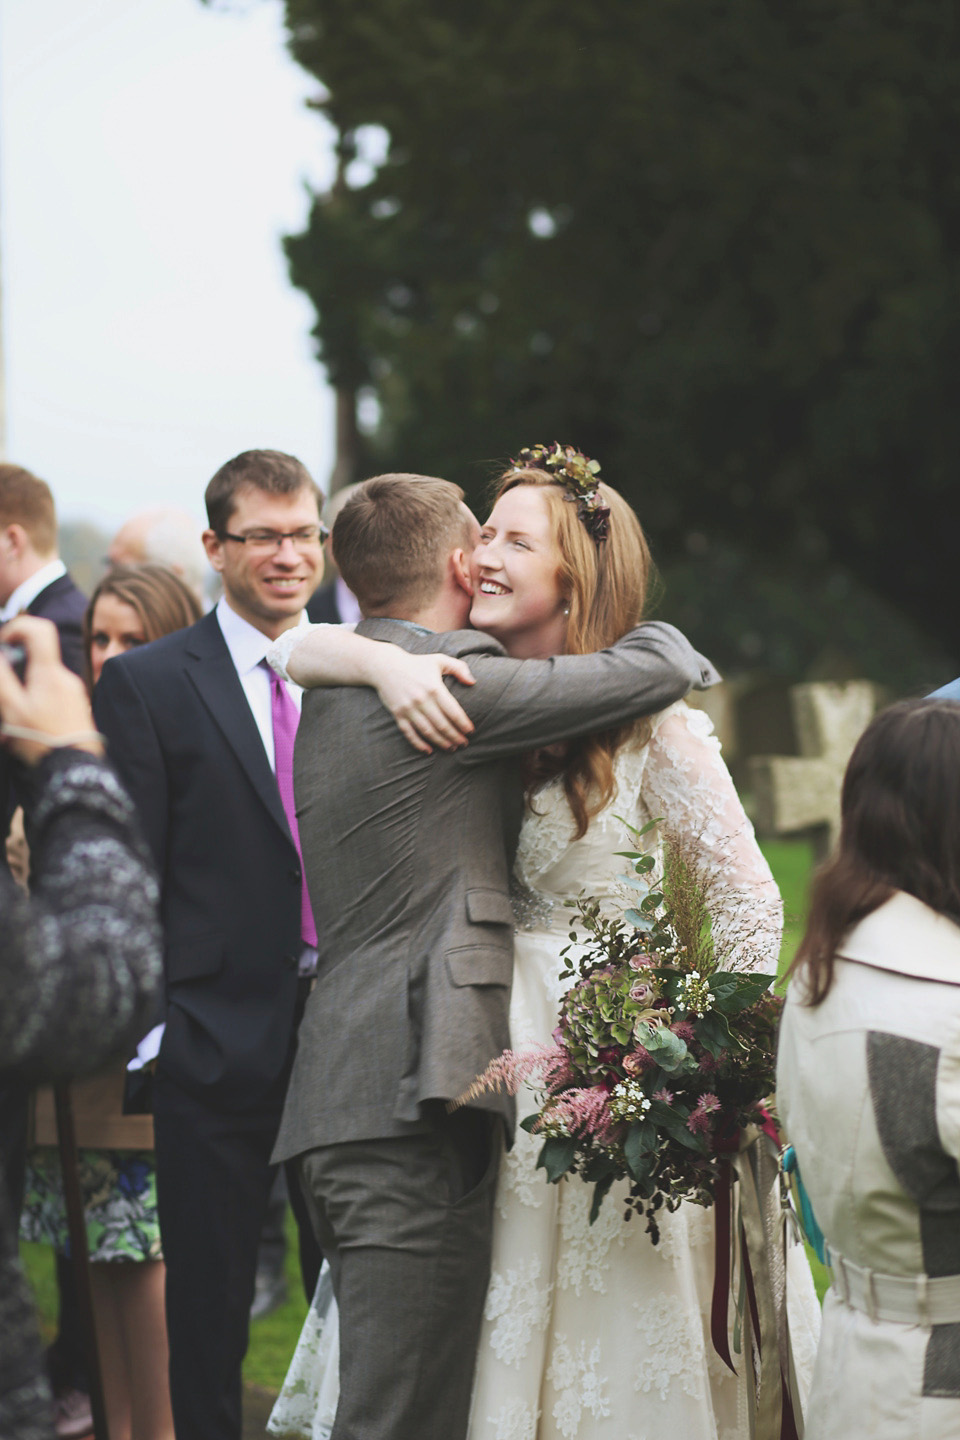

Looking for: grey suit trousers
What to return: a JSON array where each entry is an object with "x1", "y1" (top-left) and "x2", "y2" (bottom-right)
[{"x1": 298, "y1": 1106, "x2": 501, "y2": 1440}]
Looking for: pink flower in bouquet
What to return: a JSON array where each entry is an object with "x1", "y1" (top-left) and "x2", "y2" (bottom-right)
[
  {"x1": 546, "y1": 1085, "x2": 616, "y2": 1142},
  {"x1": 652, "y1": 1088, "x2": 674, "y2": 1105},
  {"x1": 630, "y1": 980, "x2": 654, "y2": 1004},
  {"x1": 687, "y1": 1092, "x2": 722, "y2": 1134},
  {"x1": 629, "y1": 953, "x2": 654, "y2": 970},
  {"x1": 461, "y1": 1042, "x2": 572, "y2": 1102},
  {"x1": 671, "y1": 1020, "x2": 696, "y2": 1043}
]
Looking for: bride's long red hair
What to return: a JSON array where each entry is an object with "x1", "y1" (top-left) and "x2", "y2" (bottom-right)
[{"x1": 491, "y1": 467, "x2": 655, "y2": 838}]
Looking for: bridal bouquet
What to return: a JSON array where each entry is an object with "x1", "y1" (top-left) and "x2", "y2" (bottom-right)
[{"x1": 468, "y1": 820, "x2": 782, "y2": 1243}]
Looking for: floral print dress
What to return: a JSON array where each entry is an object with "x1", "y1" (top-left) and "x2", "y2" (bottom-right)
[{"x1": 20, "y1": 1148, "x2": 161, "y2": 1263}]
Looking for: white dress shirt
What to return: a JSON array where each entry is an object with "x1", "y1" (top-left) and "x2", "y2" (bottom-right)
[
  {"x1": 214, "y1": 596, "x2": 308, "y2": 773},
  {"x1": 0, "y1": 558, "x2": 67, "y2": 621}
]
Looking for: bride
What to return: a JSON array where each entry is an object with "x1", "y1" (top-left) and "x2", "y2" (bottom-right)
[{"x1": 268, "y1": 446, "x2": 820, "y2": 1440}]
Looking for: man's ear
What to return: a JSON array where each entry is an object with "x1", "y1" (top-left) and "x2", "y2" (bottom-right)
[
  {"x1": 201, "y1": 529, "x2": 225, "y2": 574},
  {"x1": 450, "y1": 547, "x2": 474, "y2": 597},
  {"x1": 1, "y1": 523, "x2": 27, "y2": 558}
]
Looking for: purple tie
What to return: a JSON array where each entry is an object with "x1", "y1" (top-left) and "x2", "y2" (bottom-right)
[{"x1": 269, "y1": 667, "x2": 317, "y2": 948}]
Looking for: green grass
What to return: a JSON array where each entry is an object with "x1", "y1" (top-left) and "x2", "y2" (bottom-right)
[
  {"x1": 760, "y1": 836, "x2": 830, "y2": 1302},
  {"x1": 242, "y1": 1207, "x2": 310, "y2": 1391},
  {"x1": 759, "y1": 836, "x2": 815, "y2": 980},
  {"x1": 19, "y1": 837, "x2": 829, "y2": 1390},
  {"x1": 19, "y1": 1209, "x2": 312, "y2": 1396}
]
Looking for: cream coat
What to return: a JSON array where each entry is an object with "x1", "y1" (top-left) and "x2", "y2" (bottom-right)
[{"x1": 778, "y1": 891, "x2": 960, "y2": 1440}]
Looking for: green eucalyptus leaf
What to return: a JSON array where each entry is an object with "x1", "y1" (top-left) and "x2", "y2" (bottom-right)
[
  {"x1": 624, "y1": 1124, "x2": 656, "y2": 1181},
  {"x1": 537, "y1": 1136, "x2": 578, "y2": 1182},
  {"x1": 695, "y1": 1010, "x2": 742, "y2": 1058},
  {"x1": 710, "y1": 971, "x2": 774, "y2": 1014},
  {"x1": 639, "y1": 1025, "x2": 689, "y2": 1072},
  {"x1": 588, "y1": 1173, "x2": 615, "y2": 1224}
]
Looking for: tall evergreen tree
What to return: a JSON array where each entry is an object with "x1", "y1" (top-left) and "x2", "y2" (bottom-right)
[{"x1": 278, "y1": 0, "x2": 959, "y2": 680}]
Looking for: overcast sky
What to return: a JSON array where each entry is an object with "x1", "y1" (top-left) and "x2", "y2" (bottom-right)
[{"x1": 0, "y1": 0, "x2": 337, "y2": 530}]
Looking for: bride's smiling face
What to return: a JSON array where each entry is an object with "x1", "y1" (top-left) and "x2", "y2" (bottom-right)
[{"x1": 469, "y1": 485, "x2": 569, "y2": 658}]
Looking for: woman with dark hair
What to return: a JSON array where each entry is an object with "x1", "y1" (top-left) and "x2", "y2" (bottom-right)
[
  {"x1": 778, "y1": 697, "x2": 960, "y2": 1440},
  {"x1": 20, "y1": 564, "x2": 200, "y2": 1440}
]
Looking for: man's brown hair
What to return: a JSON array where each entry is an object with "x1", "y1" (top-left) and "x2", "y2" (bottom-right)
[
  {"x1": 332, "y1": 474, "x2": 473, "y2": 615},
  {"x1": 0, "y1": 464, "x2": 58, "y2": 554},
  {"x1": 204, "y1": 449, "x2": 322, "y2": 535}
]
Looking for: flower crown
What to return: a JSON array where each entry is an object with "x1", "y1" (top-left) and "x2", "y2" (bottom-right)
[{"x1": 510, "y1": 442, "x2": 611, "y2": 544}]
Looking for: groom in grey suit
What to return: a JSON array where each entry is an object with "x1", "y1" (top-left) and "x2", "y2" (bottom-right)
[{"x1": 275, "y1": 474, "x2": 718, "y2": 1440}]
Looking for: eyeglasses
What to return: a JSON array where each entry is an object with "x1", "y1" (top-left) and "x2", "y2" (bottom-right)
[{"x1": 220, "y1": 526, "x2": 328, "y2": 553}]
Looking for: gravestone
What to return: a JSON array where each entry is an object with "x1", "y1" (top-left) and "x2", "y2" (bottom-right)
[{"x1": 748, "y1": 681, "x2": 880, "y2": 856}]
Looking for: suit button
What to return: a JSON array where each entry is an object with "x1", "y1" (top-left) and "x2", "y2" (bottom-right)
[
  {"x1": 289, "y1": 869, "x2": 302, "y2": 884},
  {"x1": 283, "y1": 953, "x2": 298, "y2": 972}
]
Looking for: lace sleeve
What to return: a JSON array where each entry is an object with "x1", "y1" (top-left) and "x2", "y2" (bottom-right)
[
  {"x1": 267, "y1": 621, "x2": 361, "y2": 684},
  {"x1": 267, "y1": 623, "x2": 327, "y2": 683},
  {"x1": 641, "y1": 703, "x2": 783, "y2": 974}
]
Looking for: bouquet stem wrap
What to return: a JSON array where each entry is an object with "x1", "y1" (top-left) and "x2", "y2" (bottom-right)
[{"x1": 712, "y1": 1124, "x2": 805, "y2": 1439}]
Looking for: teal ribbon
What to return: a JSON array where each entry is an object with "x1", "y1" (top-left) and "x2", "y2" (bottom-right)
[{"x1": 782, "y1": 1144, "x2": 827, "y2": 1265}]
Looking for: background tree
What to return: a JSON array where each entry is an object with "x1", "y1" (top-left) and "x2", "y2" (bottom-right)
[{"x1": 279, "y1": 0, "x2": 959, "y2": 688}]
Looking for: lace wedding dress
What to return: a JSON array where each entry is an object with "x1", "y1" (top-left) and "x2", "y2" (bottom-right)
[{"x1": 268, "y1": 701, "x2": 821, "y2": 1440}]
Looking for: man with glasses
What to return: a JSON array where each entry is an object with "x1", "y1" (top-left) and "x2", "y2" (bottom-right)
[{"x1": 93, "y1": 450, "x2": 326, "y2": 1440}]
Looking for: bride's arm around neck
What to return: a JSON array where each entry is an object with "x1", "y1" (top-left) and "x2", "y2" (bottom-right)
[{"x1": 266, "y1": 621, "x2": 477, "y2": 754}]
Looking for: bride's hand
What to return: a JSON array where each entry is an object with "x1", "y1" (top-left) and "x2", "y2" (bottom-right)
[{"x1": 373, "y1": 650, "x2": 476, "y2": 754}]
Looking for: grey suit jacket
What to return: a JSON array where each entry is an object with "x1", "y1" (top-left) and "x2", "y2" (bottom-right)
[{"x1": 274, "y1": 619, "x2": 717, "y2": 1161}]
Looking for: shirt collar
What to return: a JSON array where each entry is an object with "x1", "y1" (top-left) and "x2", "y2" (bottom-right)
[
  {"x1": 215, "y1": 595, "x2": 309, "y2": 677},
  {"x1": 1, "y1": 558, "x2": 67, "y2": 621},
  {"x1": 385, "y1": 617, "x2": 434, "y2": 638}
]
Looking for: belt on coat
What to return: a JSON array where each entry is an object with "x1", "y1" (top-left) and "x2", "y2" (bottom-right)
[{"x1": 830, "y1": 1248, "x2": 960, "y2": 1326}]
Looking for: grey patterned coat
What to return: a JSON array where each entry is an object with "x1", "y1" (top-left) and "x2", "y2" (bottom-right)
[
  {"x1": 778, "y1": 891, "x2": 960, "y2": 1440},
  {"x1": 0, "y1": 752, "x2": 162, "y2": 1440}
]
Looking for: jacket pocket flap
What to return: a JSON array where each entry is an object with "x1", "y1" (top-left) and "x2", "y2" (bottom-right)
[
  {"x1": 465, "y1": 889, "x2": 514, "y2": 926},
  {"x1": 446, "y1": 946, "x2": 512, "y2": 988},
  {"x1": 166, "y1": 935, "x2": 225, "y2": 983}
]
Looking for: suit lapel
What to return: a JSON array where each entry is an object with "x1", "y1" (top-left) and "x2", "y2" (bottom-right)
[{"x1": 184, "y1": 613, "x2": 293, "y2": 843}]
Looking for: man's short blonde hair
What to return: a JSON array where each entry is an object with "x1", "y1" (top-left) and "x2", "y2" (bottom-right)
[
  {"x1": 0, "y1": 464, "x2": 57, "y2": 554},
  {"x1": 332, "y1": 474, "x2": 473, "y2": 615}
]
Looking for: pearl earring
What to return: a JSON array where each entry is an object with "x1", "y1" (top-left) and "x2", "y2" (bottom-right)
[{"x1": 563, "y1": 605, "x2": 570, "y2": 616}]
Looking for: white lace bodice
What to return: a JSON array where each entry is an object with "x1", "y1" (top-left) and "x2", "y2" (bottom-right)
[{"x1": 511, "y1": 700, "x2": 782, "y2": 973}]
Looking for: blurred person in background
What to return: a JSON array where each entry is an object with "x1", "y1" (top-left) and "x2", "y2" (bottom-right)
[
  {"x1": 0, "y1": 467, "x2": 91, "y2": 1437},
  {"x1": 0, "y1": 614, "x2": 162, "y2": 1440},
  {"x1": 0, "y1": 466, "x2": 88, "y2": 673},
  {"x1": 83, "y1": 564, "x2": 203, "y2": 690},
  {"x1": 108, "y1": 509, "x2": 210, "y2": 609},
  {"x1": 19, "y1": 565, "x2": 201, "y2": 1440},
  {"x1": 779, "y1": 698, "x2": 960, "y2": 1440}
]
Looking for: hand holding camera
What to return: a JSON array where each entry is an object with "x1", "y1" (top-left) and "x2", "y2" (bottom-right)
[{"x1": 0, "y1": 616, "x2": 104, "y2": 765}]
